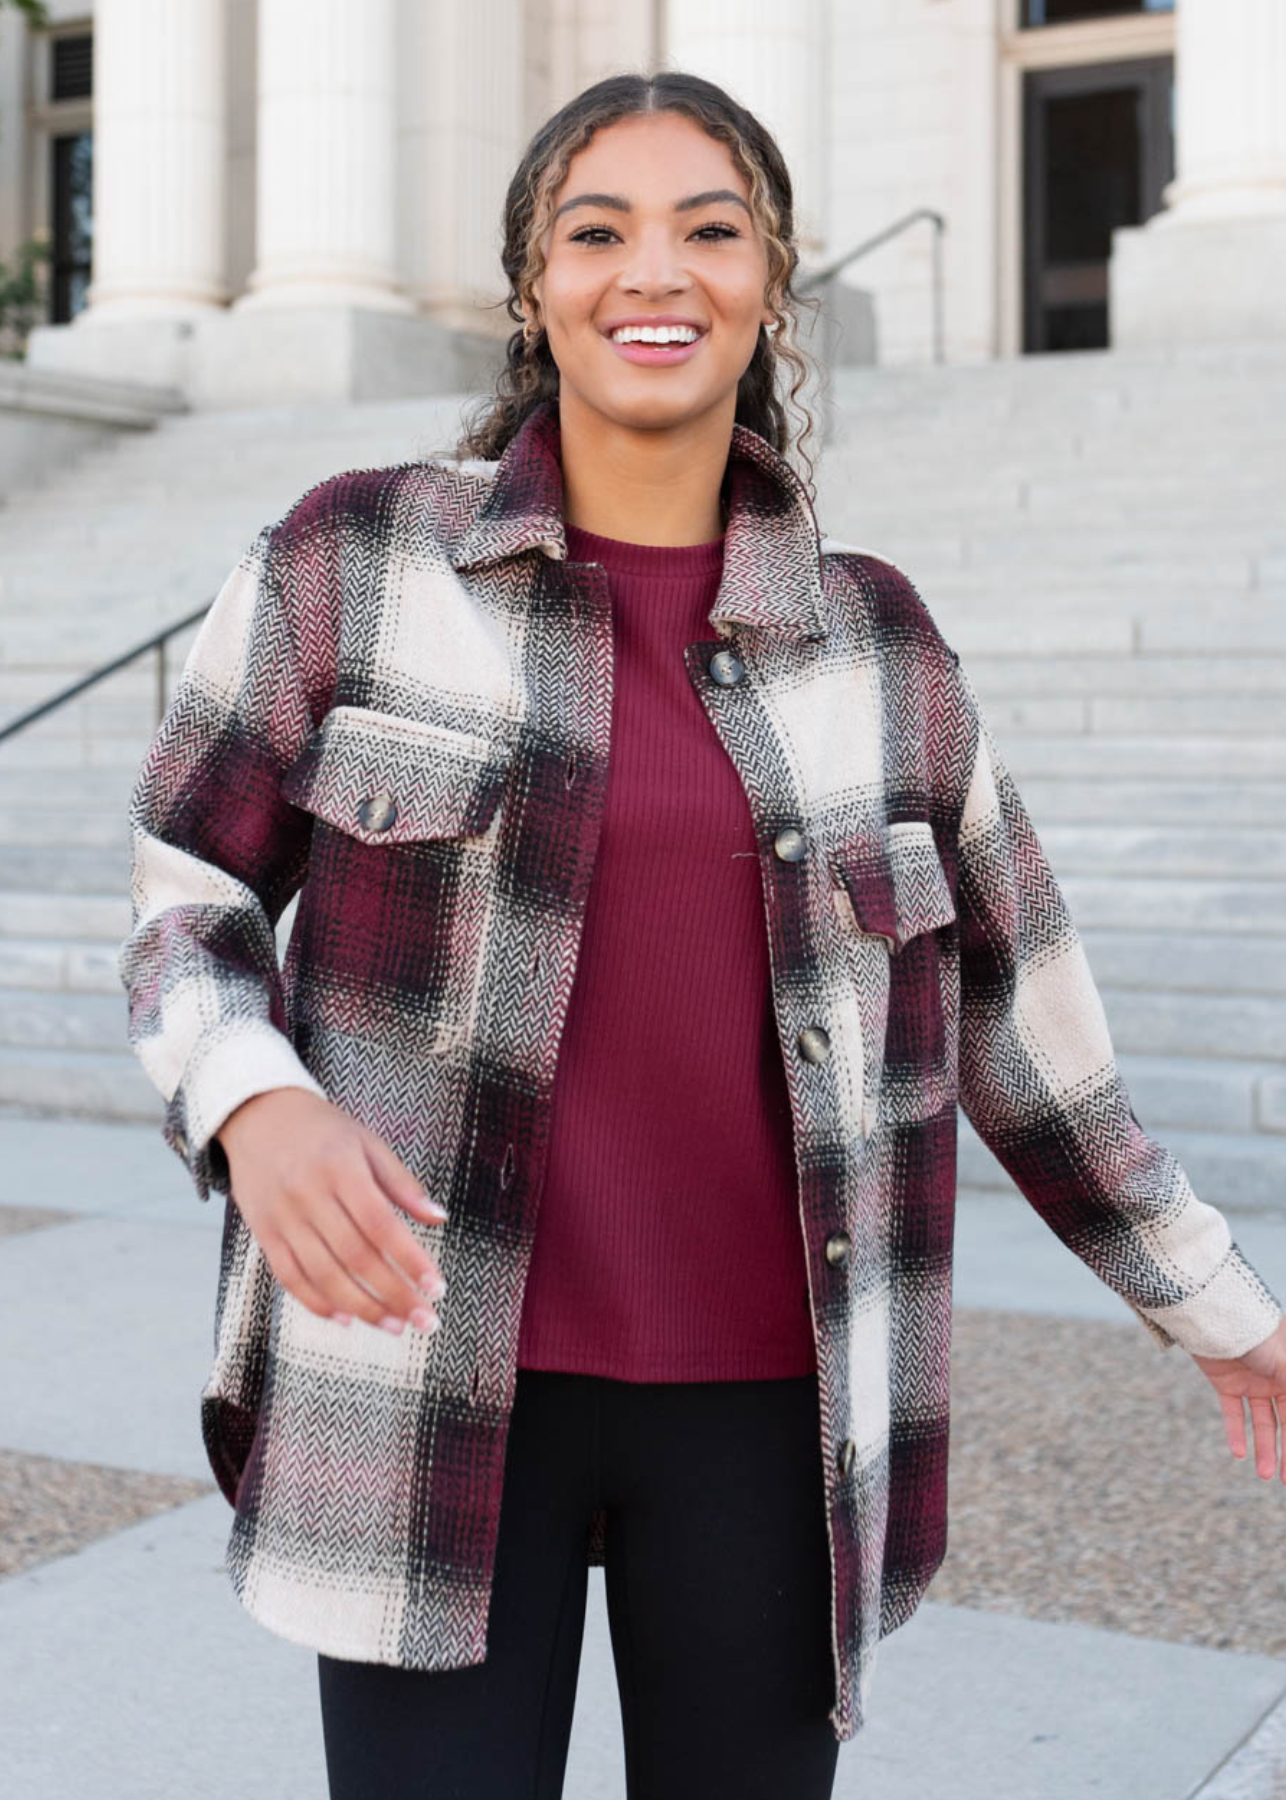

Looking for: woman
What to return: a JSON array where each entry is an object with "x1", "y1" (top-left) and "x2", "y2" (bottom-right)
[{"x1": 119, "y1": 71, "x2": 1285, "y2": 1800}]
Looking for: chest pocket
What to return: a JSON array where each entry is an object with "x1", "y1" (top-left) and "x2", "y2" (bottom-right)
[
  {"x1": 280, "y1": 703, "x2": 514, "y2": 845},
  {"x1": 827, "y1": 817, "x2": 956, "y2": 950},
  {"x1": 277, "y1": 703, "x2": 516, "y2": 1187},
  {"x1": 825, "y1": 817, "x2": 957, "y2": 1136}
]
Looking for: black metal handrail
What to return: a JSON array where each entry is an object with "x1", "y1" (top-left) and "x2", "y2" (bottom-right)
[
  {"x1": 1, "y1": 209, "x2": 947, "y2": 747},
  {"x1": 798, "y1": 207, "x2": 946, "y2": 365},
  {"x1": 0, "y1": 601, "x2": 210, "y2": 744}
]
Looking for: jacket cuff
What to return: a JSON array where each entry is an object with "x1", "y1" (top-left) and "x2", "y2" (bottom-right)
[
  {"x1": 163, "y1": 1022, "x2": 328, "y2": 1203},
  {"x1": 1128, "y1": 1247, "x2": 1283, "y2": 1361}
]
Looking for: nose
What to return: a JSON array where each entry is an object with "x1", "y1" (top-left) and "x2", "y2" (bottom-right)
[{"x1": 615, "y1": 226, "x2": 695, "y2": 297}]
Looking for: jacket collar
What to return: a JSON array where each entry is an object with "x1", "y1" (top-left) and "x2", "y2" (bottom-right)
[{"x1": 446, "y1": 397, "x2": 828, "y2": 642}]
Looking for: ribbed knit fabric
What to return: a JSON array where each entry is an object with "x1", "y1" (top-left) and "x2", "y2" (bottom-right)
[{"x1": 515, "y1": 521, "x2": 816, "y2": 1382}]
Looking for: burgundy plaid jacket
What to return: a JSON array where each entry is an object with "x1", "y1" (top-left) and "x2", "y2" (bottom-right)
[{"x1": 118, "y1": 395, "x2": 1282, "y2": 1742}]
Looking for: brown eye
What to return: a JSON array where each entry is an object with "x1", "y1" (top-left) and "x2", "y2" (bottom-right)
[{"x1": 568, "y1": 221, "x2": 742, "y2": 246}]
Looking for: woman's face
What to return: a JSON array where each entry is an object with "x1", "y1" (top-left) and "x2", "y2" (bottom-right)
[{"x1": 532, "y1": 111, "x2": 776, "y2": 435}]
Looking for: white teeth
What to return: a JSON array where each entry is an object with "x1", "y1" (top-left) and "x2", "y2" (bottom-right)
[{"x1": 610, "y1": 324, "x2": 701, "y2": 345}]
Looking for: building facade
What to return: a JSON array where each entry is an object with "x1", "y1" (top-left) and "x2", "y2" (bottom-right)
[{"x1": 1, "y1": 0, "x2": 1283, "y2": 406}]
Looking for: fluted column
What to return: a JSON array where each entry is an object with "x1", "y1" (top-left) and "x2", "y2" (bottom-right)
[
  {"x1": 663, "y1": 0, "x2": 827, "y2": 255},
  {"x1": 82, "y1": 0, "x2": 227, "y2": 318},
  {"x1": 400, "y1": 0, "x2": 524, "y2": 329},
  {"x1": 1158, "y1": 0, "x2": 1286, "y2": 225},
  {"x1": 1110, "y1": 0, "x2": 1286, "y2": 345},
  {"x1": 235, "y1": 0, "x2": 413, "y2": 312}
]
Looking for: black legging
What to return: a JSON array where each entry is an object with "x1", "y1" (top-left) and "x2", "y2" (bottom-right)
[{"x1": 317, "y1": 1365, "x2": 842, "y2": 1799}]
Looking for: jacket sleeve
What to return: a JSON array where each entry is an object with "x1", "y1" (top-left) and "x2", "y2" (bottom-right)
[
  {"x1": 117, "y1": 520, "x2": 329, "y2": 1204},
  {"x1": 951, "y1": 660, "x2": 1283, "y2": 1360}
]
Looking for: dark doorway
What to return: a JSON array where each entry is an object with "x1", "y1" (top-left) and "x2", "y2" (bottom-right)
[
  {"x1": 1023, "y1": 1, "x2": 1173, "y2": 22},
  {"x1": 1023, "y1": 57, "x2": 1173, "y2": 352},
  {"x1": 50, "y1": 129, "x2": 94, "y2": 323}
]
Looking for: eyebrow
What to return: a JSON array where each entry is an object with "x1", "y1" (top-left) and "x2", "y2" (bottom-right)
[{"x1": 553, "y1": 188, "x2": 752, "y2": 222}]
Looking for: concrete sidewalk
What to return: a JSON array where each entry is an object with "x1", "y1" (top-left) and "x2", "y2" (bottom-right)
[{"x1": 1, "y1": 1114, "x2": 1283, "y2": 1799}]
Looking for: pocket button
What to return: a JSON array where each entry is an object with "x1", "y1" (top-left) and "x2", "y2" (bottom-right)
[{"x1": 357, "y1": 792, "x2": 398, "y2": 832}]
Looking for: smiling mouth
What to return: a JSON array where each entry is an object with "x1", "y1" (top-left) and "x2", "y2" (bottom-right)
[{"x1": 602, "y1": 327, "x2": 709, "y2": 365}]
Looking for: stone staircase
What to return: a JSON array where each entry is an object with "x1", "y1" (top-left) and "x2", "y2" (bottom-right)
[
  {"x1": 1, "y1": 346, "x2": 1284, "y2": 1215},
  {"x1": 821, "y1": 343, "x2": 1286, "y2": 1213}
]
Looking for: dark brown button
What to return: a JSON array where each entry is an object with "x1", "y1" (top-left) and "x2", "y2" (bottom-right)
[
  {"x1": 837, "y1": 1437, "x2": 857, "y2": 1477},
  {"x1": 173, "y1": 1128, "x2": 189, "y2": 1159},
  {"x1": 773, "y1": 827, "x2": 807, "y2": 862},
  {"x1": 825, "y1": 1231, "x2": 851, "y2": 1267},
  {"x1": 357, "y1": 792, "x2": 398, "y2": 832},
  {"x1": 797, "y1": 1024, "x2": 830, "y2": 1064}
]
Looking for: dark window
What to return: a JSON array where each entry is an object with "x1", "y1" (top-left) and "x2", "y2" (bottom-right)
[
  {"x1": 50, "y1": 130, "x2": 93, "y2": 323},
  {"x1": 1023, "y1": 1, "x2": 1173, "y2": 23},
  {"x1": 51, "y1": 32, "x2": 93, "y2": 101}
]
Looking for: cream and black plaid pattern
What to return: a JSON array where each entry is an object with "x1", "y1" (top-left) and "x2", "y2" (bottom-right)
[{"x1": 118, "y1": 398, "x2": 1283, "y2": 1741}]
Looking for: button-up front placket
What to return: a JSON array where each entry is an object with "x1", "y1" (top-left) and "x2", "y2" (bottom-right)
[{"x1": 681, "y1": 626, "x2": 863, "y2": 1741}]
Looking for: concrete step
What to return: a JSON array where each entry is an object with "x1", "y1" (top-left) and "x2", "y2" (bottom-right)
[
  {"x1": 1041, "y1": 825, "x2": 1286, "y2": 879},
  {"x1": 973, "y1": 692, "x2": 1284, "y2": 735},
  {"x1": 1001, "y1": 737, "x2": 1286, "y2": 779},
  {"x1": 0, "y1": 935, "x2": 123, "y2": 995},
  {"x1": 0, "y1": 695, "x2": 185, "y2": 743},
  {"x1": 0, "y1": 846, "x2": 131, "y2": 893},
  {"x1": 1100, "y1": 987, "x2": 1286, "y2": 1064},
  {"x1": 0, "y1": 768, "x2": 141, "y2": 807},
  {"x1": 0, "y1": 731, "x2": 153, "y2": 771},
  {"x1": 964, "y1": 655, "x2": 1286, "y2": 696},
  {"x1": 926, "y1": 583, "x2": 1280, "y2": 620},
  {"x1": 0, "y1": 988, "x2": 131, "y2": 1053},
  {"x1": 1059, "y1": 873, "x2": 1286, "y2": 934},
  {"x1": 1113, "y1": 1052, "x2": 1284, "y2": 1136},
  {"x1": 1023, "y1": 781, "x2": 1286, "y2": 827},
  {"x1": 0, "y1": 1042, "x2": 162, "y2": 1122},
  {"x1": 1080, "y1": 928, "x2": 1286, "y2": 995},
  {"x1": 0, "y1": 890, "x2": 130, "y2": 942},
  {"x1": 0, "y1": 809, "x2": 133, "y2": 849}
]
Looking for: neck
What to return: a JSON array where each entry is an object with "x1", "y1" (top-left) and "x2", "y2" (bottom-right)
[{"x1": 555, "y1": 389, "x2": 732, "y2": 546}]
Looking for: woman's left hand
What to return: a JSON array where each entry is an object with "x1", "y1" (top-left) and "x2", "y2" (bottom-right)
[{"x1": 1191, "y1": 1316, "x2": 1286, "y2": 1482}]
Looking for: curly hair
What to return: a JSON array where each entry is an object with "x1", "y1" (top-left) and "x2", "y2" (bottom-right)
[{"x1": 448, "y1": 68, "x2": 823, "y2": 494}]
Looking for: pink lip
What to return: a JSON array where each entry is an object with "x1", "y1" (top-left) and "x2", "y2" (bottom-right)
[{"x1": 603, "y1": 327, "x2": 708, "y2": 367}]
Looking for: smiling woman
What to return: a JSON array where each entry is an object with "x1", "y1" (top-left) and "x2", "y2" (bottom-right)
[
  {"x1": 529, "y1": 107, "x2": 777, "y2": 535},
  {"x1": 114, "y1": 59, "x2": 1284, "y2": 1800},
  {"x1": 452, "y1": 72, "x2": 821, "y2": 549}
]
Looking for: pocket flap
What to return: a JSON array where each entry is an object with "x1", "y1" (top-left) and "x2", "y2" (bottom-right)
[
  {"x1": 280, "y1": 704, "x2": 513, "y2": 844},
  {"x1": 829, "y1": 817, "x2": 956, "y2": 951}
]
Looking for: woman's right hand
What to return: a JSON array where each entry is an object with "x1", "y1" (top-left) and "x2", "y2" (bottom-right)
[{"x1": 214, "y1": 1088, "x2": 450, "y2": 1337}]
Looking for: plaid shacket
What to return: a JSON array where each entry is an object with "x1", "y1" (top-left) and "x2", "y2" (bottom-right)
[{"x1": 118, "y1": 395, "x2": 1283, "y2": 1742}]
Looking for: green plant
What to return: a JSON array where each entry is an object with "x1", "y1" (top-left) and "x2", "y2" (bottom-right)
[
  {"x1": 4, "y1": 2, "x2": 54, "y2": 26},
  {"x1": 0, "y1": 230, "x2": 52, "y2": 360}
]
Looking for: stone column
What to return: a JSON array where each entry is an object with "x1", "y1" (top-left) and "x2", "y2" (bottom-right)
[
  {"x1": 1110, "y1": 0, "x2": 1286, "y2": 345},
  {"x1": 1164, "y1": 0, "x2": 1286, "y2": 223},
  {"x1": 234, "y1": 0, "x2": 413, "y2": 312},
  {"x1": 663, "y1": 0, "x2": 831, "y2": 424},
  {"x1": 400, "y1": 0, "x2": 524, "y2": 332},
  {"x1": 663, "y1": 0, "x2": 828, "y2": 256},
  {"x1": 82, "y1": 0, "x2": 227, "y2": 318}
]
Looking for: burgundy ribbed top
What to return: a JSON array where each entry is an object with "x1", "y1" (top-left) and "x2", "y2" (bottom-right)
[{"x1": 515, "y1": 521, "x2": 816, "y2": 1382}]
